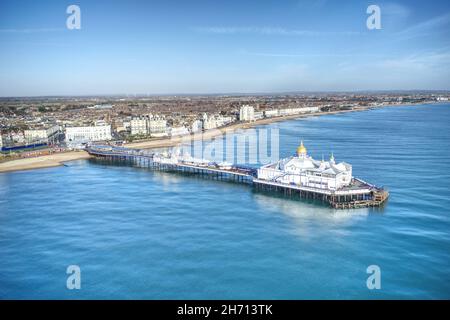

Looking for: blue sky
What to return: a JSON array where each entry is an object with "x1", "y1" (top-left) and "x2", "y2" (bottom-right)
[{"x1": 0, "y1": 0, "x2": 449, "y2": 96}]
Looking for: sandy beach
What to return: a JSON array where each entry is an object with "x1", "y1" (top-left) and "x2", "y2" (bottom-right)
[{"x1": 0, "y1": 151, "x2": 92, "y2": 173}]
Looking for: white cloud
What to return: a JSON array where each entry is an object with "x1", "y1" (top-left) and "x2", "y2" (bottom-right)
[
  {"x1": 382, "y1": 3, "x2": 411, "y2": 19},
  {"x1": 193, "y1": 26, "x2": 360, "y2": 36},
  {"x1": 378, "y1": 51, "x2": 450, "y2": 70},
  {"x1": 0, "y1": 28, "x2": 65, "y2": 33},
  {"x1": 241, "y1": 51, "x2": 385, "y2": 58},
  {"x1": 396, "y1": 12, "x2": 450, "y2": 38}
]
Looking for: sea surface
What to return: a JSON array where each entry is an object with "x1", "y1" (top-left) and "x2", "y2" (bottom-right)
[{"x1": 0, "y1": 103, "x2": 449, "y2": 299}]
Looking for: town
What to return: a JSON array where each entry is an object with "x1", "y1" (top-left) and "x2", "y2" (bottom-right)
[{"x1": 0, "y1": 92, "x2": 448, "y2": 159}]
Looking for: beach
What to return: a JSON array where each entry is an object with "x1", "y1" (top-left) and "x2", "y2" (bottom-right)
[{"x1": 0, "y1": 151, "x2": 91, "y2": 173}]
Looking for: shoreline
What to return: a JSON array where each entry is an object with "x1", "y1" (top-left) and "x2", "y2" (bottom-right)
[
  {"x1": 0, "y1": 101, "x2": 442, "y2": 173},
  {"x1": 0, "y1": 151, "x2": 92, "y2": 173},
  {"x1": 125, "y1": 102, "x2": 432, "y2": 150},
  {"x1": 125, "y1": 107, "x2": 367, "y2": 150}
]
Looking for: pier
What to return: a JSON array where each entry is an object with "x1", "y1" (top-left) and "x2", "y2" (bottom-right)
[
  {"x1": 86, "y1": 145, "x2": 388, "y2": 209},
  {"x1": 87, "y1": 145, "x2": 255, "y2": 184}
]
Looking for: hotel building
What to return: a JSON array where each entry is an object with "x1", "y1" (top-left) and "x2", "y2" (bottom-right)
[{"x1": 65, "y1": 121, "x2": 112, "y2": 145}]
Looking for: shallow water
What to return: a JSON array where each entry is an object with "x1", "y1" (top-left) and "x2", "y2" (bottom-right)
[{"x1": 0, "y1": 103, "x2": 449, "y2": 299}]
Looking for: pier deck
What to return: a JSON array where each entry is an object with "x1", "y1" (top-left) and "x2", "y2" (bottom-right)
[
  {"x1": 87, "y1": 145, "x2": 255, "y2": 183},
  {"x1": 86, "y1": 145, "x2": 388, "y2": 209}
]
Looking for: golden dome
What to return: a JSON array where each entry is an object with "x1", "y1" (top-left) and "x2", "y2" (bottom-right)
[{"x1": 297, "y1": 140, "x2": 307, "y2": 156}]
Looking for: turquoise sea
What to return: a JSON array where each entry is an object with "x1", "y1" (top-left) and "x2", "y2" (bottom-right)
[{"x1": 0, "y1": 103, "x2": 449, "y2": 299}]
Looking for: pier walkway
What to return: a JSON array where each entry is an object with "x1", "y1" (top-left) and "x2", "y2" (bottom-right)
[
  {"x1": 87, "y1": 145, "x2": 256, "y2": 183},
  {"x1": 86, "y1": 145, "x2": 388, "y2": 209}
]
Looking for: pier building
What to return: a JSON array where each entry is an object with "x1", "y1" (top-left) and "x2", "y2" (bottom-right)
[{"x1": 257, "y1": 141, "x2": 352, "y2": 191}]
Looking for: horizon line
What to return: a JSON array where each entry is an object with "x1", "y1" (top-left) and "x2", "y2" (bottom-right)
[{"x1": 1, "y1": 89, "x2": 450, "y2": 99}]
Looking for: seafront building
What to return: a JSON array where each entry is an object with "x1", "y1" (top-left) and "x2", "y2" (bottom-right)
[
  {"x1": 0, "y1": 125, "x2": 60, "y2": 151},
  {"x1": 130, "y1": 116, "x2": 148, "y2": 135},
  {"x1": 65, "y1": 121, "x2": 112, "y2": 146},
  {"x1": 239, "y1": 105, "x2": 255, "y2": 121},
  {"x1": 0, "y1": 131, "x2": 25, "y2": 149},
  {"x1": 253, "y1": 111, "x2": 264, "y2": 120},
  {"x1": 203, "y1": 114, "x2": 235, "y2": 130},
  {"x1": 261, "y1": 106, "x2": 320, "y2": 119},
  {"x1": 191, "y1": 119, "x2": 203, "y2": 133},
  {"x1": 264, "y1": 109, "x2": 279, "y2": 118},
  {"x1": 169, "y1": 126, "x2": 189, "y2": 137},
  {"x1": 278, "y1": 106, "x2": 319, "y2": 116},
  {"x1": 148, "y1": 115, "x2": 168, "y2": 137},
  {"x1": 130, "y1": 114, "x2": 168, "y2": 137},
  {"x1": 203, "y1": 114, "x2": 217, "y2": 130},
  {"x1": 24, "y1": 125, "x2": 61, "y2": 144},
  {"x1": 216, "y1": 115, "x2": 234, "y2": 127}
]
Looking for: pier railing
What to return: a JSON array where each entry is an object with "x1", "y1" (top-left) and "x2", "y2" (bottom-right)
[{"x1": 87, "y1": 145, "x2": 256, "y2": 182}]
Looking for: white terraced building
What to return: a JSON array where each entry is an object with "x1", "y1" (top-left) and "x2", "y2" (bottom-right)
[
  {"x1": 278, "y1": 106, "x2": 319, "y2": 116},
  {"x1": 257, "y1": 141, "x2": 352, "y2": 191},
  {"x1": 148, "y1": 116, "x2": 167, "y2": 137},
  {"x1": 65, "y1": 122, "x2": 112, "y2": 145},
  {"x1": 24, "y1": 125, "x2": 61, "y2": 144},
  {"x1": 130, "y1": 117, "x2": 148, "y2": 135},
  {"x1": 130, "y1": 114, "x2": 168, "y2": 137}
]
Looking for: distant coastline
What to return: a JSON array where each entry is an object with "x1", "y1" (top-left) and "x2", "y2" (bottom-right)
[
  {"x1": 124, "y1": 108, "x2": 358, "y2": 149},
  {"x1": 0, "y1": 101, "x2": 444, "y2": 173},
  {"x1": 124, "y1": 101, "x2": 439, "y2": 149}
]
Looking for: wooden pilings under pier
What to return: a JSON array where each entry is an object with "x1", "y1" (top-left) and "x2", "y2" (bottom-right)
[
  {"x1": 90, "y1": 150, "x2": 253, "y2": 184},
  {"x1": 253, "y1": 179, "x2": 388, "y2": 209},
  {"x1": 148, "y1": 161, "x2": 253, "y2": 184}
]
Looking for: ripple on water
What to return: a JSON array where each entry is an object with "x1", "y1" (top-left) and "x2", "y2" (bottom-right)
[{"x1": 0, "y1": 104, "x2": 449, "y2": 299}]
